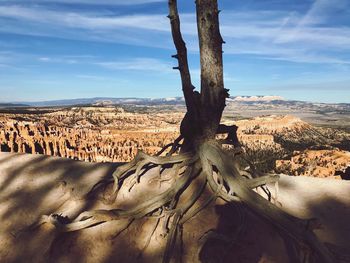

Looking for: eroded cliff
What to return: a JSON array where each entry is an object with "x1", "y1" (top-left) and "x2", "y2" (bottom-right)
[
  {"x1": 0, "y1": 107, "x2": 183, "y2": 162},
  {"x1": 0, "y1": 108, "x2": 349, "y2": 175}
]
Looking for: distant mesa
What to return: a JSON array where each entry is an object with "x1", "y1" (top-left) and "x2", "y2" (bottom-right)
[
  {"x1": 164, "y1": 97, "x2": 179, "y2": 101},
  {"x1": 4, "y1": 96, "x2": 286, "y2": 108},
  {"x1": 0, "y1": 103, "x2": 29, "y2": 108},
  {"x1": 7, "y1": 95, "x2": 350, "y2": 108},
  {"x1": 92, "y1": 100, "x2": 114, "y2": 106},
  {"x1": 13, "y1": 97, "x2": 186, "y2": 107},
  {"x1": 230, "y1": 95, "x2": 285, "y2": 102}
]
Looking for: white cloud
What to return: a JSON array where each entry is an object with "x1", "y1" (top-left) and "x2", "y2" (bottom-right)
[
  {"x1": 0, "y1": 3, "x2": 349, "y2": 65},
  {"x1": 38, "y1": 57, "x2": 51, "y2": 62},
  {"x1": 0, "y1": 0, "x2": 165, "y2": 5},
  {"x1": 0, "y1": 5, "x2": 173, "y2": 49},
  {"x1": 38, "y1": 57, "x2": 78, "y2": 64},
  {"x1": 298, "y1": 0, "x2": 348, "y2": 27},
  {"x1": 35, "y1": 54, "x2": 174, "y2": 73},
  {"x1": 0, "y1": 5, "x2": 169, "y2": 31},
  {"x1": 75, "y1": 74, "x2": 106, "y2": 80},
  {"x1": 95, "y1": 58, "x2": 174, "y2": 73}
]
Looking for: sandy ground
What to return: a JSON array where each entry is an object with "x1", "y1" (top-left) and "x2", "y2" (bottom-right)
[{"x1": 0, "y1": 152, "x2": 350, "y2": 263}]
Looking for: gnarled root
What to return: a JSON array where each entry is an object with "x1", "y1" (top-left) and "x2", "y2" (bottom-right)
[
  {"x1": 30, "y1": 139, "x2": 335, "y2": 263},
  {"x1": 199, "y1": 142, "x2": 335, "y2": 263},
  {"x1": 35, "y1": 155, "x2": 200, "y2": 233}
]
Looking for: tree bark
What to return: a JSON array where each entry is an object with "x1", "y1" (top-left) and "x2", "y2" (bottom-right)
[
  {"x1": 196, "y1": 0, "x2": 228, "y2": 139},
  {"x1": 169, "y1": 0, "x2": 228, "y2": 148}
]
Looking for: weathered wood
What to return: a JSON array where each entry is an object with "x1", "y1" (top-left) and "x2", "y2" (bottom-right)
[
  {"x1": 200, "y1": 142, "x2": 335, "y2": 263},
  {"x1": 169, "y1": 0, "x2": 230, "y2": 144},
  {"x1": 196, "y1": 0, "x2": 227, "y2": 139},
  {"x1": 168, "y1": 0, "x2": 196, "y2": 115}
]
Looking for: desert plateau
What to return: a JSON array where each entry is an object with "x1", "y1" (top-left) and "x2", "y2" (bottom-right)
[{"x1": 1, "y1": 98, "x2": 349, "y2": 178}]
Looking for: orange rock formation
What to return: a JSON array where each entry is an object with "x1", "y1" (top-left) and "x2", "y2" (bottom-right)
[
  {"x1": 276, "y1": 150, "x2": 350, "y2": 179},
  {"x1": 1, "y1": 108, "x2": 349, "y2": 177},
  {"x1": 0, "y1": 107, "x2": 183, "y2": 162}
]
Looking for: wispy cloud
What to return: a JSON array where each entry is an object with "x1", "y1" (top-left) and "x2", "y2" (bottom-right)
[
  {"x1": 0, "y1": 5, "x2": 171, "y2": 49},
  {"x1": 38, "y1": 57, "x2": 78, "y2": 64},
  {"x1": 0, "y1": 5, "x2": 168, "y2": 31},
  {"x1": 0, "y1": 45, "x2": 178, "y2": 76},
  {"x1": 0, "y1": 0, "x2": 165, "y2": 5},
  {"x1": 75, "y1": 74, "x2": 107, "y2": 80},
  {"x1": 0, "y1": 1, "x2": 349, "y2": 65},
  {"x1": 95, "y1": 58, "x2": 174, "y2": 73},
  {"x1": 273, "y1": 0, "x2": 350, "y2": 46},
  {"x1": 297, "y1": 0, "x2": 348, "y2": 27},
  {"x1": 217, "y1": 5, "x2": 350, "y2": 64},
  {"x1": 36, "y1": 54, "x2": 175, "y2": 73},
  {"x1": 38, "y1": 55, "x2": 98, "y2": 64}
]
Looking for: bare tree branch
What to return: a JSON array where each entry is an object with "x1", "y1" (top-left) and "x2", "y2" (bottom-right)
[{"x1": 168, "y1": 0, "x2": 197, "y2": 114}]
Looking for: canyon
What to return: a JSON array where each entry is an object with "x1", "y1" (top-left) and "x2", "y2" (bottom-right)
[
  {"x1": 0, "y1": 106, "x2": 349, "y2": 178},
  {"x1": 0, "y1": 107, "x2": 183, "y2": 162},
  {"x1": 276, "y1": 150, "x2": 350, "y2": 179},
  {"x1": 1, "y1": 104, "x2": 350, "y2": 262}
]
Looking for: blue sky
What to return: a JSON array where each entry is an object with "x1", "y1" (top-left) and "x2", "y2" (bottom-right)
[{"x1": 0, "y1": 0, "x2": 349, "y2": 103}]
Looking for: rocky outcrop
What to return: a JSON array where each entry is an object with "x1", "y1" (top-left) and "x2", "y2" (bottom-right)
[
  {"x1": 235, "y1": 115, "x2": 310, "y2": 135},
  {"x1": 0, "y1": 107, "x2": 183, "y2": 162},
  {"x1": 225, "y1": 115, "x2": 350, "y2": 174},
  {"x1": 0, "y1": 119, "x2": 179, "y2": 162},
  {"x1": 0, "y1": 109, "x2": 349, "y2": 170},
  {"x1": 276, "y1": 150, "x2": 350, "y2": 178}
]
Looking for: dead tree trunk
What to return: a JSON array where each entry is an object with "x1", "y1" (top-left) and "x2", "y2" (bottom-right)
[
  {"x1": 196, "y1": 0, "x2": 228, "y2": 140},
  {"x1": 169, "y1": 0, "x2": 230, "y2": 150}
]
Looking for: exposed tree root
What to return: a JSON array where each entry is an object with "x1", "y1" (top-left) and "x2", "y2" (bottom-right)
[
  {"x1": 29, "y1": 137, "x2": 336, "y2": 263},
  {"x1": 208, "y1": 143, "x2": 335, "y2": 263},
  {"x1": 156, "y1": 135, "x2": 183, "y2": 156}
]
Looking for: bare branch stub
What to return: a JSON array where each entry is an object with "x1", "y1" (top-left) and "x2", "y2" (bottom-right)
[{"x1": 217, "y1": 124, "x2": 240, "y2": 147}]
